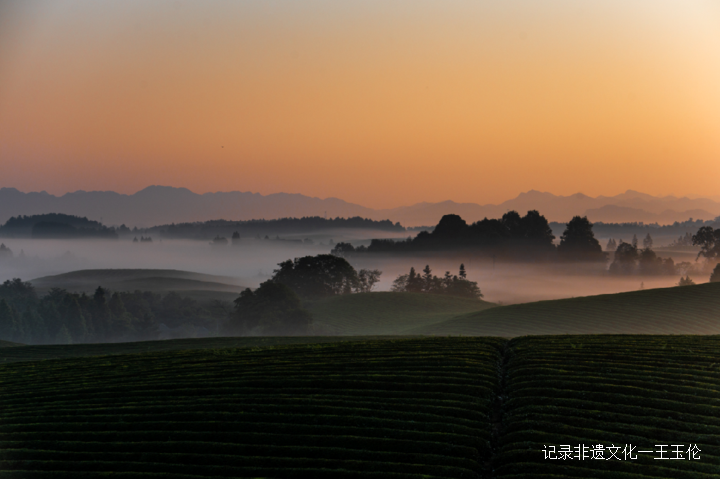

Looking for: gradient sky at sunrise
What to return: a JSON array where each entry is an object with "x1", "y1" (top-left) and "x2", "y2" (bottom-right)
[{"x1": 1, "y1": 0, "x2": 720, "y2": 208}]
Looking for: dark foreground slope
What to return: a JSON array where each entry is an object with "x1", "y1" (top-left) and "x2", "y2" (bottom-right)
[
  {"x1": 0, "y1": 338, "x2": 503, "y2": 479},
  {"x1": 2, "y1": 336, "x2": 720, "y2": 478},
  {"x1": 417, "y1": 282, "x2": 720, "y2": 336},
  {"x1": 0, "y1": 336, "x2": 418, "y2": 364},
  {"x1": 308, "y1": 292, "x2": 496, "y2": 335},
  {"x1": 496, "y1": 335, "x2": 720, "y2": 478}
]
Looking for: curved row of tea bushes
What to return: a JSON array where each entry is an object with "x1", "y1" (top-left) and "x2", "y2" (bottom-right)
[
  {"x1": 495, "y1": 335, "x2": 720, "y2": 478},
  {"x1": 0, "y1": 338, "x2": 504, "y2": 479},
  {"x1": 0, "y1": 336, "x2": 403, "y2": 364}
]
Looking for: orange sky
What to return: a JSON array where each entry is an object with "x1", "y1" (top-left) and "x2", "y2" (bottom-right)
[{"x1": 1, "y1": 0, "x2": 720, "y2": 208}]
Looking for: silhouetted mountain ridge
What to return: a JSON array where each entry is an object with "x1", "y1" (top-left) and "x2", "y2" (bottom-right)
[{"x1": 1, "y1": 186, "x2": 718, "y2": 227}]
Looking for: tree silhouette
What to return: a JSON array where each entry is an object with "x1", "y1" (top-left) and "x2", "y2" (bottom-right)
[
  {"x1": 0, "y1": 299, "x2": 18, "y2": 341},
  {"x1": 710, "y1": 264, "x2": 720, "y2": 283},
  {"x1": 271, "y1": 254, "x2": 359, "y2": 298},
  {"x1": 692, "y1": 227, "x2": 720, "y2": 260},
  {"x1": 643, "y1": 233, "x2": 653, "y2": 249},
  {"x1": 226, "y1": 281, "x2": 311, "y2": 336},
  {"x1": 609, "y1": 242, "x2": 639, "y2": 275},
  {"x1": 557, "y1": 216, "x2": 606, "y2": 262}
]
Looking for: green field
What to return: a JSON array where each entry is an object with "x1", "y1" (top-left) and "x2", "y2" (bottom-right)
[
  {"x1": 0, "y1": 337, "x2": 503, "y2": 479},
  {"x1": 30, "y1": 269, "x2": 246, "y2": 302},
  {"x1": 2, "y1": 335, "x2": 720, "y2": 478},
  {"x1": 414, "y1": 282, "x2": 720, "y2": 336},
  {"x1": 306, "y1": 292, "x2": 496, "y2": 335}
]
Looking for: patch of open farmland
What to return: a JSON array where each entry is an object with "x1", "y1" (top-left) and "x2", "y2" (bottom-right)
[
  {"x1": 0, "y1": 337, "x2": 504, "y2": 479},
  {"x1": 495, "y1": 335, "x2": 720, "y2": 478},
  {"x1": 416, "y1": 282, "x2": 720, "y2": 337},
  {"x1": 307, "y1": 292, "x2": 496, "y2": 335},
  {"x1": 0, "y1": 336, "x2": 418, "y2": 364}
]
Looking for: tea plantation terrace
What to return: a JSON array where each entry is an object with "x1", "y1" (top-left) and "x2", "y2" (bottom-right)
[{"x1": 2, "y1": 335, "x2": 720, "y2": 478}]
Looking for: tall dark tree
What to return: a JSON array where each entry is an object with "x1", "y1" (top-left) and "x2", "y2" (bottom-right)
[
  {"x1": 520, "y1": 210, "x2": 555, "y2": 245},
  {"x1": 501, "y1": 211, "x2": 523, "y2": 238},
  {"x1": 710, "y1": 264, "x2": 720, "y2": 283},
  {"x1": 60, "y1": 295, "x2": 87, "y2": 343},
  {"x1": 22, "y1": 307, "x2": 47, "y2": 344},
  {"x1": 557, "y1": 216, "x2": 606, "y2": 262},
  {"x1": 459, "y1": 264, "x2": 467, "y2": 279},
  {"x1": 271, "y1": 254, "x2": 359, "y2": 298},
  {"x1": 406, "y1": 267, "x2": 424, "y2": 293},
  {"x1": 643, "y1": 233, "x2": 653, "y2": 250},
  {"x1": 0, "y1": 299, "x2": 18, "y2": 341},
  {"x1": 692, "y1": 227, "x2": 720, "y2": 260},
  {"x1": 432, "y1": 214, "x2": 468, "y2": 239},
  {"x1": 422, "y1": 265, "x2": 434, "y2": 292},
  {"x1": 0, "y1": 243, "x2": 13, "y2": 258},
  {"x1": 609, "y1": 242, "x2": 639, "y2": 275},
  {"x1": 356, "y1": 269, "x2": 382, "y2": 293},
  {"x1": 226, "y1": 281, "x2": 311, "y2": 336},
  {"x1": 638, "y1": 247, "x2": 662, "y2": 275},
  {"x1": 90, "y1": 287, "x2": 111, "y2": 341}
]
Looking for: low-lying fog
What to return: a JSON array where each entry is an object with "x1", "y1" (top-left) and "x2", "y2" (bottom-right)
[{"x1": 0, "y1": 230, "x2": 709, "y2": 305}]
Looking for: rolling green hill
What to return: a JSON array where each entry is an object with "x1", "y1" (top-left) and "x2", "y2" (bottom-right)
[
  {"x1": 2, "y1": 335, "x2": 720, "y2": 478},
  {"x1": 0, "y1": 340, "x2": 23, "y2": 348},
  {"x1": 0, "y1": 337, "x2": 503, "y2": 479},
  {"x1": 30, "y1": 269, "x2": 246, "y2": 302},
  {"x1": 415, "y1": 282, "x2": 720, "y2": 337},
  {"x1": 306, "y1": 292, "x2": 496, "y2": 335}
]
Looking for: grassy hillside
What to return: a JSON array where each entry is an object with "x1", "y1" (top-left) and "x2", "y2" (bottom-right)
[
  {"x1": 2, "y1": 335, "x2": 720, "y2": 478},
  {"x1": 307, "y1": 292, "x2": 496, "y2": 335},
  {"x1": 30, "y1": 269, "x2": 246, "y2": 302},
  {"x1": 415, "y1": 282, "x2": 720, "y2": 337},
  {"x1": 0, "y1": 340, "x2": 23, "y2": 348},
  {"x1": 0, "y1": 336, "x2": 418, "y2": 364},
  {"x1": 0, "y1": 337, "x2": 503, "y2": 479}
]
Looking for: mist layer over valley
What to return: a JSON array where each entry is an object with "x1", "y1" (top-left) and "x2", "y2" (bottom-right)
[{"x1": 0, "y1": 231, "x2": 710, "y2": 305}]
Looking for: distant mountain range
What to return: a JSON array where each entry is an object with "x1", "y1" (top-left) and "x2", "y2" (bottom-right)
[{"x1": 1, "y1": 186, "x2": 718, "y2": 228}]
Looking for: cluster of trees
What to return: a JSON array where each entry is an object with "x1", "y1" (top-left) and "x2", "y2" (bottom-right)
[
  {"x1": 271, "y1": 255, "x2": 381, "y2": 298},
  {"x1": 0, "y1": 279, "x2": 227, "y2": 344},
  {"x1": 0, "y1": 214, "x2": 118, "y2": 239},
  {"x1": 608, "y1": 243, "x2": 676, "y2": 276},
  {"x1": 669, "y1": 232, "x2": 694, "y2": 247},
  {"x1": 146, "y1": 217, "x2": 404, "y2": 241},
  {"x1": 391, "y1": 264, "x2": 482, "y2": 299},
  {"x1": 335, "y1": 212, "x2": 607, "y2": 263},
  {"x1": 606, "y1": 234, "x2": 654, "y2": 252},
  {"x1": 224, "y1": 254, "x2": 382, "y2": 335},
  {"x1": 588, "y1": 217, "x2": 719, "y2": 248},
  {"x1": 132, "y1": 236, "x2": 153, "y2": 243},
  {"x1": 224, "y1": 282, "x2": 312, "y2": 336}
]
